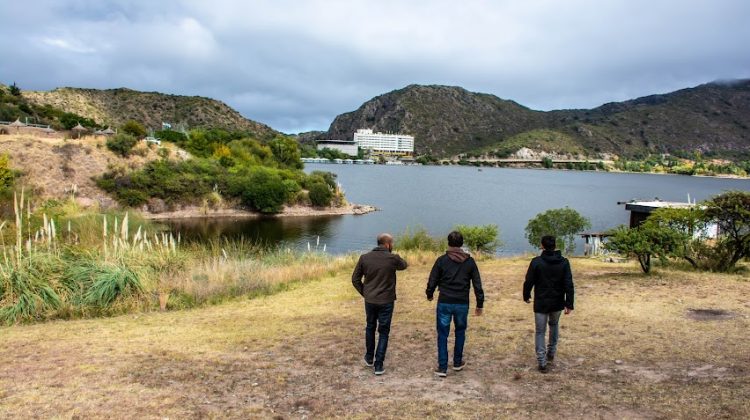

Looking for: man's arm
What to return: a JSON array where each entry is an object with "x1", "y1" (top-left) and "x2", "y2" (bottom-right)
[
  {"x1": 522, "y1": 260, "x2": 535, "y2": 302},
  {"x1": 426, "y1": 259, "x2": 440, "y2": 300},
  {"x1": 470, "y1": 260, "x2": 484, "y2": 310},
  {"x1": 393, "y1": 253, "x2": 408, "y2": 271},
  {"x1": 351, "y1": 256, "x2": 365, "y2": 297},
  {"x1": 564, "y1": 260, "x2": 574, "y2": 312}
]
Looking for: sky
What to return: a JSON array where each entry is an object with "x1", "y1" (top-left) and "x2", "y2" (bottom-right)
[{"x1": 1, "y1": 0, "x2": 749, "y2": 134}]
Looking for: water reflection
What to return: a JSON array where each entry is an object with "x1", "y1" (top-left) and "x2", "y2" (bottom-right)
[{"x1": 164, "y1": 215, "x2": 341, "y2": 248}]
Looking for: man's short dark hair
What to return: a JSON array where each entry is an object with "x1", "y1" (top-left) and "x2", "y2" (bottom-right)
[
  {"x1": 448, "y1": 231, "x2": 464, "y2": 247},
  {"x1": 541, "y1": 235, "x2": 556, "y2": 251}
]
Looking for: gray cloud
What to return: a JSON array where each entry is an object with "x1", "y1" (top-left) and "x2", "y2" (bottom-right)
[{"x1": 1, "y1": 0, "x2": 749, "y2": 133}]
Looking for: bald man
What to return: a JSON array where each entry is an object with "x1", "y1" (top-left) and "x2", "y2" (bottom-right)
[{"x1": 352, "y1": 233, "x2": 408, "y2": 375}]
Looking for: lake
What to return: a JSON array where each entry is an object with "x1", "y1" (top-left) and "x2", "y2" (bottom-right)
[{"x1": 165, "y1": 165, "x2": 750, "y2": 255}]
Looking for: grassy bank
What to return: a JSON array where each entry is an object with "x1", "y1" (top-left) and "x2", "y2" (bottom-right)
[
  {"x1": 0, "y1": 255, "x2": 747, "y2": 418},
  {"x1": 0, "y1": 198, "x2": 353, "y2": 324}
]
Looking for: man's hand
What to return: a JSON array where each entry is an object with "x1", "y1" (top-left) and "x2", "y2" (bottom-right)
[
  {"x1": 524, "y1": 299, "x2": 530, "y2": 304},
  {"x1": 427, "y1": 296, "x2": 433, "y2": 301},
  {"x1": 475, "y1": 308, "x2": 483, "y2": 316},
  {"x1": 564, "y1": 307, "x2": 573, "y2": 315}
]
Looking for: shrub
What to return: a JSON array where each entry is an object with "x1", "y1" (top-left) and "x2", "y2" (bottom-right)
[
  {"x1": 234, "y1": 169, "x2": 290, "y2": 214},
  {"x1": 525, "y1": 207, "x2": 591, "y2": 254},
  {"x1": 120, "y1": 120, "x2": 147, "y2": 138},
  {"x1": 106, "y1": 133, "x2": 138, "y2": 157},
  {"x1": 702, "y1": 191, "x2": 750, "y2": 271},
  {"x1": 302, "y1": 172, "x2": 335, "y2": 190},
  {"x1": 605, "y1": 224, "x2": 688, "y2": 273},
  {"x1": 454, "y1": 224, "x2": 501, "y2": 253},
  {"x1": 396, "y1": 227, "x2": 445, "y2": 251},
  {"x1": 308, "y1": 182, "x2": 333, "y2": 207},
  {"x1": 81, "y1": 264, "x2": 144, "y2": 307},
  {"x1": 154, "y1": 129, "x2": 187, "y2": 144}
]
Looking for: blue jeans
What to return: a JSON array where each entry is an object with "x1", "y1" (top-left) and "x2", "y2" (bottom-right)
[
  {"x1": 365, "y1": 302, "x2": 394, "y2": 364},
  {"x1": 436, "y1": 302, "x2": 469, "y2": 370},
  {"x1": 535, "y1": 311, "x2": 562, "y2": 367}
]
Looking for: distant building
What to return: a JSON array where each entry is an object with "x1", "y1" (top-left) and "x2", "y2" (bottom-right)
[
  {"x1": 353, "y1": 129, "x2": 414, "y2": 156},
  {"x1": 316, "y1": 140, "x2": 358, "y2": 157},
  {"x1": 622, "y1": 199, "x2": 718, "y2": 238}
]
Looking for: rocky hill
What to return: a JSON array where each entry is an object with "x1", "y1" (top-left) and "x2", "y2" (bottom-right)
[
  {"x1": 22, "y1": 87, "x2": 277, "y2": 138},
  {"x1": 322, "y1": 80, "x2": 750, "y2": 159}
]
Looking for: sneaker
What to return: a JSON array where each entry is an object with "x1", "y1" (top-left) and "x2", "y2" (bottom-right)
[
  {"x1": 374, "y1": 362, "x2": 385, "y2": 375},
  {"x1": 538, "y1": 364, "x2": 549, "y2": 374},
  {"x1": 453, "y1": 361, "x2": 466, "y2": 371},
  {"x1": 546, "y1": 353, "x2": 555, "y2": 363},
  {"x1": 364, "y1": 357, "x2": 374, "y2": 367},
  {"x1": 435, "y1": 368, "x2": 447, "y2": 377}
]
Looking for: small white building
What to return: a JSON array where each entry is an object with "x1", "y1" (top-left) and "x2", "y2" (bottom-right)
[
  {"x1": 353, "y1": 128, "x2": 414, "y2": 156},
  {"x1": 316, "y1": 140, "x2": 358, "y2": 157}
]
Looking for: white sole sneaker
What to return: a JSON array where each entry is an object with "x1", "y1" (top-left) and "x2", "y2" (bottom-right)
[
  {"x1": 435, "y1": 371, "x2": 447, "y2": 377},
  {"x1": 374, "y1": 369, "x2": 385, "y2": 376},
  {"x1": 453, "y1": 363, "x2": 466, "y2": 371}
]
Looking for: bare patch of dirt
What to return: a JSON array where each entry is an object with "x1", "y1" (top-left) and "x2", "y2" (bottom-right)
[{"x1": 686, "y1": 308, "x2": 736, "y2": 321}]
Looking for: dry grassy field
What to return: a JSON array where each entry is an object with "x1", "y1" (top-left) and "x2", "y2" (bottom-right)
[{"x1": 1, "y1": 254, "x2": 748, "y2": 419}]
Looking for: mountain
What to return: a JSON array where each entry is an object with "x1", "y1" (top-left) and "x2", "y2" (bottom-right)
[
  {"x1": 325, "y1": 85, "x2": 545, "y2": 156},
  {"x1": 323, "y1": 80, "x2": 750, "y2": 159},
  {"x1": 22, "y1": 87, "x2": 277, "y2": 138}
]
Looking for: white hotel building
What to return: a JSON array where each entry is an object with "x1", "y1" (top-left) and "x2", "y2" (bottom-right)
[{"x1": 353, "y1": 129, "x2": 414, "y2": 156}]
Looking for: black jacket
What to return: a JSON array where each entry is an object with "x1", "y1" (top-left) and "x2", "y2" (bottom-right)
[
  {"x1": 523, "y1": 250, "x2": 574, "y2": 313},
  {"x1": 352, "y1": 247, "x2": 408, "y2": 304},
  {"x1": 426, "y1": 249, "x2": 484, "y2": 308}
]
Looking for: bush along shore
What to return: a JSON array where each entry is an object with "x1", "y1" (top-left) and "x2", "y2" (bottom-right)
[{"x1": 0, "y1": 191, "x2": 351, "y2": 324}]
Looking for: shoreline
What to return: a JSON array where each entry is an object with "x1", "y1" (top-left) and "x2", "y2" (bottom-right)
[
  {"x1": 318, "y1": 162, "x2": 749, "y2": 180},
  {"x1": 142, "y1": 203, "x2": 378, "y2": 220}
]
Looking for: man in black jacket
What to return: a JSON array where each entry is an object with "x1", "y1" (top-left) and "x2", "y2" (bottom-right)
[
  {"x1": 352, "y1": 233, "x2": 408, "y2": 375},
  {"x1": 523, "y1": 235, "x2": 575, "y2": 373},
  {"x1": 426, "y1": 231, "x2": 484, "y2": 377}
]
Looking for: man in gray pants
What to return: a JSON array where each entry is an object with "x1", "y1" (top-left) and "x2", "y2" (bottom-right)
[{"x1": 523, "y1": 235, "x2": 575, "y2": 373}]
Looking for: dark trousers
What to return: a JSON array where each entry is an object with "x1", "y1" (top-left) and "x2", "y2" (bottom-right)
[
  {"x1": 365, "y1": 302, "x2": 394, "y2": 363},
  {"x1": 436, "y1": 302, "x2": 469, "y2": 370}
]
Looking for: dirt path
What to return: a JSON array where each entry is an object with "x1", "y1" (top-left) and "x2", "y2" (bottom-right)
[{"x1": 1, "y1": 257, "x2": 748, "y2": 419}]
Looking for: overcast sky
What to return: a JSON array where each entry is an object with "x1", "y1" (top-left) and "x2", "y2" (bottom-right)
[{"x1": 1, "y1": 0, "x2": 748, "y2": 133}]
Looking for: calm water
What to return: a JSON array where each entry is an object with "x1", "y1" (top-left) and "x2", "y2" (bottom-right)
[{"x1": 165, "y1": 165, "x2": 750, "y2": 255}]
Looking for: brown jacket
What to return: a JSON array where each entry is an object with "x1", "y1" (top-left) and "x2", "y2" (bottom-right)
[{"x1": 352, "y1": 247, "x2": 408, "y2": 304}]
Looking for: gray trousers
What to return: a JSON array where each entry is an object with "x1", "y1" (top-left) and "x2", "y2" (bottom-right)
[{"x1": 535, "y1": 311, "x2": 562, "y2": 366}]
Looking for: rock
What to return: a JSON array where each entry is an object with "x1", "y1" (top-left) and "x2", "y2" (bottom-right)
[
  {"x1": 147, "y1": 198, "x2": 167, "y2": 213},
  {"x1": 75, "y1": 197, "x2": 96, "y2": 208},
  {"x1": 615, "y1": 359, "x2": 623, "y2": 365}
]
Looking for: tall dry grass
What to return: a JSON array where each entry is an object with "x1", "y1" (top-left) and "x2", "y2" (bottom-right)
[{"x1": 0, "y1": 191, "x2": 351, "y2": 324}]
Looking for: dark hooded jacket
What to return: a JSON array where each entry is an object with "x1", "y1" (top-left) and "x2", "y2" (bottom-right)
[
  {"x1": 426, "y1": 247, "x2": 484, "y2": 308},
  {"x1": 523, "y1": 250, "x2": 574, "y2": 313},
  {"x1": 352, "y1": 246, "x2": 408, "y2": 304}
]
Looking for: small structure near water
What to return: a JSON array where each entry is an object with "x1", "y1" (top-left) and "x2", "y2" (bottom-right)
[{"x1": 580, "y1": 232, "x2": 610, "y2": 256}]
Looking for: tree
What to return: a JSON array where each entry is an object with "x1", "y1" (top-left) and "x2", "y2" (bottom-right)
[
  {"x1": 269, "y1": 136, "x2": 303, "y2": 169},
  {"x1": 525, "y1": 208, "x2": 591, "y2": 254},
  {"x1": 703, "y1": 191, "x2": 750, "y2": 271},
  {"x1": 9, "y1": 82, "x2": 21, "y2": 97},
  {"x1": 454, "y1": 224, "x2": 501, "y2": 254},
  {"x1": 120, "y1": 120, "x2": 147, "y2": 138},
  {"x1": 605, "y1": 224, "x2": 687, "y2": 273}
]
